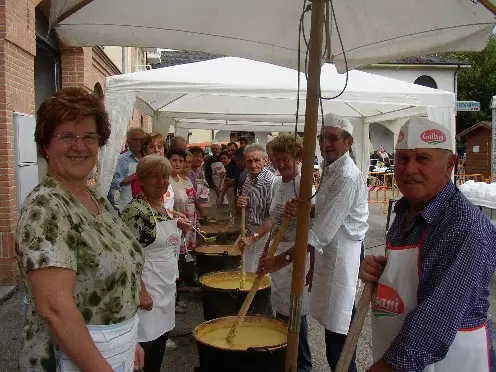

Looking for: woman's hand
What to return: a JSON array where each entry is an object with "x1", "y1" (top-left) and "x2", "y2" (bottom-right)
[
  {"x1": 237, "y1": 196, "x2": 249, "y2": 209},
  {"x1": 175, "y1": 211, "x2": 187, "y2": 220},
  {"x1": 134, "y1": 344, "x2": 145, "y2": 371},
  {"x1": 359, "y1": 255, "x2": 387, "y2": 283},
  {"x1": 139, "y1": 289, "x2": 153, "y2": 311},
  {"x1": 237, "y1": 236, "x2": 256, "y2": 253},
  {"x1": 284, "y1": 198, "x2": 298, "y2": 219},
  {"x1": 177, "y1": 218, "x2": 190, "y2": 232},
  {"x1": 257, "y1": 251, "x2": 289, "y2": 275}
]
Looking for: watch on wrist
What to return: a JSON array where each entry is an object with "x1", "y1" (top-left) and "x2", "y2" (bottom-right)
[
  {"x1": 284, "y1": 252, "x2": 292, "y2": 263},
  {"x1": 252, "y1": 232, "x2": 260, "y2": 240}
]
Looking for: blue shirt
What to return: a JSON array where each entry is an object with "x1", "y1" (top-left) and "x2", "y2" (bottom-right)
[
  {"x1": 383, "y1": 181, "x2": 496, "y2": 371},
  {"x1": 110, "y1": 150, "x2": 139, "y2": 190}
]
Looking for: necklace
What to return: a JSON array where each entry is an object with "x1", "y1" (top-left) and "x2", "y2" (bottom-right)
[{"x1": 141, "y1": 193, "x2": 171, "y2": 223}]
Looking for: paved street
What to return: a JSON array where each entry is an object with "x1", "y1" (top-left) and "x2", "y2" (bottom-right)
[{"x1": 1, "y1": 203, "x2": 495, "y2": 371}]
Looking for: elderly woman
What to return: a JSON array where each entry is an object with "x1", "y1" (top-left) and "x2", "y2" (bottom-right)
[
  {"x1": 131, "y1": 133, "x2": 176, "y2": 213},
  {"x1": 238, "y1": 133, "x2": 315, "y2": 372},
  {"x1": 122, "y1": 155, "x2": 189, "y2": 372},
  {"x1": 16, "y1": 87, "x2": 144, "y2": 371}
]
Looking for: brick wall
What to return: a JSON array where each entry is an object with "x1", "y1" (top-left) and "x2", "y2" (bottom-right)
[{"x1": 0, "y1": 0, "x2": 36, "y2": 285}]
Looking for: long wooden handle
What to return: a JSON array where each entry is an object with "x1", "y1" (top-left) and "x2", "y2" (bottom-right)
[
  {"x1": 226, "y1": 217, "x2": 290, "y2": 343},
  {"x1": 335, "y1": 281, "x2": 376, "y2": 372},
  {"x1": 240, "y1": 207, "x2": 246, "y2": 289}
]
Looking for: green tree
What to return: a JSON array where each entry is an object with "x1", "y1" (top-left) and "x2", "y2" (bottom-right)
[{"x1": 444, "y1": 35, "x2": 496, "y2": 134}]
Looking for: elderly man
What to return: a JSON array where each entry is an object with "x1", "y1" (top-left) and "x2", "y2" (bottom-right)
[
  {"x1": 205, "y1": 140, "x2": 223, "y2": 202},
  {"x1": 109, "y1": 127, "x2": 145, "y2": 212},
  {"x1": 237, "y1": 143, "x2": 276, "y2": 272},
  {"x1": 169, "y1": 135, "x2": 187, "y2": 151},
  {"x1": 260, "y1": 113, "x2": 368, "y2": 372},
  {"x1": 361, "y1": 117, "x2": 496, "y2": 372}
]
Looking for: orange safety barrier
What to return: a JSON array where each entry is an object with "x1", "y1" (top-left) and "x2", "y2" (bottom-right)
[
  {"x1": 456, "y1": 173, "x2": 485, "y2": 186},
  {"x1": 368, "y1": 172, "x2": 399, "y2": 213}
]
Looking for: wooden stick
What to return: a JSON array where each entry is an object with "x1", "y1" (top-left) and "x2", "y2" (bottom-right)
[
  {"x1": 286, "y1": 0, "x2": 325, "y2": 370},
  {"x1": 226, "y1": 217, "x2": 290, "y2": 344},
  {"x1": 335, "y1": 282, "x2": 376, "y2": 372},
  {"x1": 240, "y1": 207, "x2": 246, "y2": 289}
]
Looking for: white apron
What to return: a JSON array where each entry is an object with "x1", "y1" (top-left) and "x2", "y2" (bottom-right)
[
  {"x1": 245, "y1": 224, "x2": 269, "y2": 273},
  {"x1": 59, "y1": 314, "x2": 139, "y2": 372},
  {"x1": 210, "y1": 161, "x2": 228, "y2": 204},
  {"x1": 271, "y1": 241, "x2": 310, "y2": 317},
  {"x1": 371, "y1": 228, "x2": 490, "y2": 371},
  {"x1": 137, "y1": 217, "x2": 180, "y2": 342},
  {"x1": 118, "y1": 163, "x2": 137, "y2": 212},
  {"x1": 309, "y1": 228, "x2": 361, "y2": 334}
]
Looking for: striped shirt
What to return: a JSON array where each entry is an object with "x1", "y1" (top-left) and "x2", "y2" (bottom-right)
[{"x1": 241, "y1": 167, "x2": 276, "y2": 228}]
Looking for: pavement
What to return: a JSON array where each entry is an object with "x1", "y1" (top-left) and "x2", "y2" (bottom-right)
[{"x1": 1, "y1": 202, "x2": 495, "y2": 371}]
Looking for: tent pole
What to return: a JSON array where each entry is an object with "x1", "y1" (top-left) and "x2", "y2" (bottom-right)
[{"x1": 285, "y1": 0, "x2": 325, "y2": 371}]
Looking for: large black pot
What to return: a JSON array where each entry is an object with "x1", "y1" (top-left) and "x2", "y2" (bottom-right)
[
  {"x1": 196, "y1": 245, "x2": 241, "y2": 277},
  {"x1": 193, "y1": 315, "x2": 287, "y2": 372},
  {"x1": 199, "y1": 271, "x2": 271, "y2": 321}
]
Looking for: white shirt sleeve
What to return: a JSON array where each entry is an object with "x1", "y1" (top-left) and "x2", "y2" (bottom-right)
[{"x1": 308, "y1": 175, "x2": 356, "y2": 253}]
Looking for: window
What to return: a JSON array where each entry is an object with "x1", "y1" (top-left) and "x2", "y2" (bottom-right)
[{"x1": 414, "y1": 75, "x2": 438, "y2": 89}]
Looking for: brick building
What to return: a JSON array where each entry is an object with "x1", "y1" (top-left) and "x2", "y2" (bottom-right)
[{"x1": 0, "y1": 0, "x2": 150, "y2": 285}]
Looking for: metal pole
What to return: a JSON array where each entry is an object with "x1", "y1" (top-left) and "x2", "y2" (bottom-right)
[{"x1": 285, "y1": 0, "x2": 325, "y2": 370}]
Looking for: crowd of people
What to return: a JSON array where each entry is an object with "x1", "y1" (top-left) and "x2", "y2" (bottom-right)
[{"x1": 14, "y1": 87, "x2": 496, "y2": 372}]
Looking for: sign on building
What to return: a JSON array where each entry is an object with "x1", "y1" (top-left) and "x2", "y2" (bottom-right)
[{"x1": 456, "y1": 101, "x2": 481, "y2": 112}]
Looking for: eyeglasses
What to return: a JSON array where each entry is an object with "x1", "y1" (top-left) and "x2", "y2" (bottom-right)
[{"x1": 54, "y1": 133, "x2": 100, "y2": 144}]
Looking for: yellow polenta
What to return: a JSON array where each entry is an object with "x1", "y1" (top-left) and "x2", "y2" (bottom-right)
[{"x1": 199, "y1": 271, "x2": 271, "y2": 291}]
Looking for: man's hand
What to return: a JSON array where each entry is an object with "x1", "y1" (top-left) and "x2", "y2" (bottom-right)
[
  {"x1": 237, "y1": 236, "x2": 256, "y2": 253},
  {"x1": 226, "y1": 178, "x2": 235, "y2": 186},
  {"x1": 367, "y1": 358, "x2": 396, "y2": 372},
  {"x1": 360, "y1": 255, "x2": 387, "y2": 283},
  {"x1": 257, "y1": 252, "x2": 289, "y2": 275},
  {"x1": 305, "y1": 268, "x2": 314, "y2": 292},
  {"x1": 134, "y1": 344, "x2": 145, "y2": 371},
  {"x1": 139, "y1": 289, "x2": 153, "y2": 311},
  {"x1": 237, "y1": 195, "x2": 249, "y2": 209},
  {"x1": 284, "y1": 198, "x2": 298, "y2": 219}
]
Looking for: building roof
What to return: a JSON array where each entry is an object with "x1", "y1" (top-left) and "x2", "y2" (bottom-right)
[
  {"x1": 379, "y1": 55, "x2": 471, "y2": 66},
  {"x1": 456, "y1": 121, "x2": 492, "y2": 140},
  {"x1": 152, "y1": 50, "x2": 222, "y2": 68}
]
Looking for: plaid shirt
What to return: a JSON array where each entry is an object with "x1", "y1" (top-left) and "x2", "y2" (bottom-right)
[{"x1": 383, "y1": 181, "x2": 496, "y2": 371}]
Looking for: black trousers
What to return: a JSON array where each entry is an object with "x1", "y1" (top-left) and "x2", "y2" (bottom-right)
[
  {"x1": 139, "y1": 332, "x2": 169, "y2": 372},
  {"x1": 324, "y1": 306, "x2": 357, "y2": 372}
]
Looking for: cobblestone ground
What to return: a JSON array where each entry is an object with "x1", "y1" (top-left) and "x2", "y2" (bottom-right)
[{"x1": 1, "y1": 204, "x2": 494, "y2": 372}]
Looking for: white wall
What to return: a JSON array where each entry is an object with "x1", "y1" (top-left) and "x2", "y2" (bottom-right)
[
  {"x1": 189, "y1": 129, "x2": 213, "y2": 143},
  {"x1": 369, "y1": 122, "x2": 394, "y2": 154},
  {"x1": 214, "y1": 130, "x2": 231, "y2": 142},
  {"x1": 360, "y1": 67, "x2": 457, "y2": 93},
  {"x1": 101, "y1": 46, "x2": 123, "y2": 72}
]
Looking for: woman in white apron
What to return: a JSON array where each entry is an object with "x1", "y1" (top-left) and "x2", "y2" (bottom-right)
[
  {"x1": 122, "y1": 155, "x2": 190, "y2": 372},
  {"x1": 238, "y1": 133, "x2": 314, "y2": 372}
]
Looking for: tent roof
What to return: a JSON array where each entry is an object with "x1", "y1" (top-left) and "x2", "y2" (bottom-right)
[
  {"x1": 49, "y1": 0, "x2": 495, "y2": 73},
  {"x1": 106, "y1": 57, "x2": 454, "y2": 127}
]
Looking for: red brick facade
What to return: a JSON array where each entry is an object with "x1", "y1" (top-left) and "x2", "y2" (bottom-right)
[{"x1": 0, "y1": 1, "x2": 147, "y2": 285}]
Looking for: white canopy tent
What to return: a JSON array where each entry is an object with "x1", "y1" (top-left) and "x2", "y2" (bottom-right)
[
  {"x1": 99, "y1": 57, "x2": 455, "y2": 195},
  {"x1": 49, "y1": 0, "x2": 495, "y2": 73}
]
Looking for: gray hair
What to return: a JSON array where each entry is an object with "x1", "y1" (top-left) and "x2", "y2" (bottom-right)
[
  {"x1": 136, "y1": 155, "x2": 172, "y2": 181},
  {"x1": 244, "y1": 143, "x2": 268, "y2": 158},
  {"x1": 126, "y1": 127, "x2": 145, "y2": 138},
  {"x1": 170, "y1": 136, "x2": 186, "y2": 146}
]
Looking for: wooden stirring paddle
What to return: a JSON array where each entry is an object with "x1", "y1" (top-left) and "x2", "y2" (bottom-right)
[
  {"x1": 240, "y1": 207, "x2": 246, "y2": 289},
  {"x1": 335, "y1": 281, "x2": 376, "y2": 372},
  {"x1": 226, "y1": 216, "x2": 290, "y2": 344}
]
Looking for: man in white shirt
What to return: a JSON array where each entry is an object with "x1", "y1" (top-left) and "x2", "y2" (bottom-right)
[{"x1": 260, "y1": 113, "x2": 369, "y2": 372}]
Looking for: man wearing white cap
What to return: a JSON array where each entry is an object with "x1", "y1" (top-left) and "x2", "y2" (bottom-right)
[
  {"x1": 260, "y1": 113, "x2": 369, "y2": 372},
  {"x1": 361, "y1": 116, "x2": 496, "y2": 372}
]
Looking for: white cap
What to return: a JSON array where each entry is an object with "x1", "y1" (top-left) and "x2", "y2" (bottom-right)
[
  {"x1": 396, "y1": 116, "x2": 452, "y2": 151},
  {"x1": 211, "y1": 140, "x2": 220, "y2": 146},
  {"x1": 322, "y1": 113, "x2": 353, "y2": 135}
]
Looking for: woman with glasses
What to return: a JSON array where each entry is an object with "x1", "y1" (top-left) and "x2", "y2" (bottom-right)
[{"x1": 15, "y1": 88, "x2": 145, "y2": 371}]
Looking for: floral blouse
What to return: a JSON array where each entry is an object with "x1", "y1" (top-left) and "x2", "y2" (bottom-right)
[
  {"x1": 121, "y1": 197, "x2": 171, "y2": 248},
  {"x1": 15, "y1": 176, "x2": 144, "y2": 372}
]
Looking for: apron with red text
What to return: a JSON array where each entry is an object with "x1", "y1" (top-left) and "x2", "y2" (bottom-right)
[{"x1": 371, "y1": 228, "x2": 490, "y2": 371}]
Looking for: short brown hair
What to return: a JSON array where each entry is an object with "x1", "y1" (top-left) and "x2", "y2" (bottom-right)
[
  {"x1": 269, "y1": 133, "x2": 303, "y2": 160},
  {"x1": 35, "y1": 87, "x2": 111, "y2": 156},
  {"x1": 140, "y1": 133, "x2": 167, "y2": 156}
]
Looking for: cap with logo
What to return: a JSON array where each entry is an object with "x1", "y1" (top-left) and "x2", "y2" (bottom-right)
[
  {"x1": 322, "y1": 113, "x2": 354, "y2": 135},
  {"x1": 396, "y1": 116, "x2": 452, "y2": 151}
]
